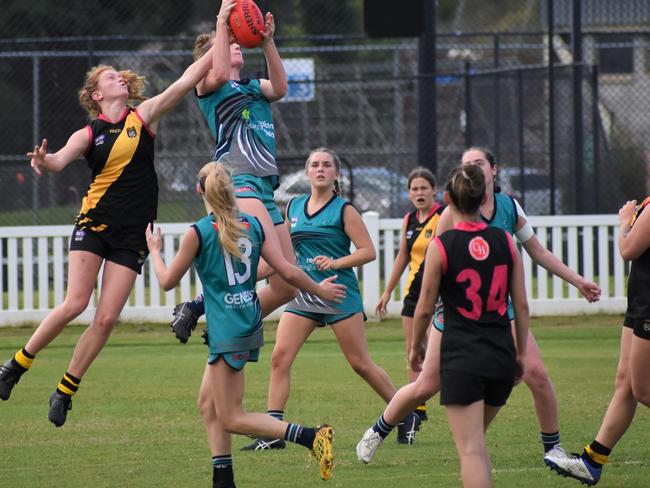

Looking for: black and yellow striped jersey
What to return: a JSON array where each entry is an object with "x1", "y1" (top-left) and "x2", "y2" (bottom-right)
[
  {"x1": 404, "y1": 203, "x2": 444, "y2": 296},
  {"x1": 77, "y1": 108, "x2": 157, "y2": 230}
]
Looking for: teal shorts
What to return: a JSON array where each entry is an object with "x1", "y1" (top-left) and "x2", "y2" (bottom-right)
[
  {"x1": 208, "y1": 348, "x2": 260, "y2": 371},
  {"x1": 284, "y1": 309, "x2": 365, "y2": 327},
  {"x1": 232, "y1": 174, "x2": 283, "y2": 225}
]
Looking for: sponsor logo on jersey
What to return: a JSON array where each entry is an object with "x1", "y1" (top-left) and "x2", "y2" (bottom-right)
[
  {"x1": 468, "y1": 236, "x2": 490, "y2": 261},
  {"x1": 405, "y1": 230, "x2": 413, "y2": 239},
  {"x1": 425, "y1": 229, "x2": 433, "y2": 238},
  {"x1": 108, "y1": 128, "x2": 121, "y2": 134},
  {"x1": 94, "y1": 134, "x2": 106, "y2": 146},
  {"x1": 74, "y1": 230, "x2": 85, "y2": 241},
  {"x1": 126, "y1": 126, "x2": 137, "y2": 138},
  {"x1": 224, "y1": 290, "x2": 256, "y2": 307},
  {"x1": 290, "y1": 216, "x2": 298, "y2": 228}
]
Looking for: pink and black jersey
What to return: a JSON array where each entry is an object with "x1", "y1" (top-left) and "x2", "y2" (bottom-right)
[{"x1": 435, "y1": 221, "x2": 517, "y2": 379}]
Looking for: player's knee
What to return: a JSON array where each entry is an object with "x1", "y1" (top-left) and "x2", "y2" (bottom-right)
[
  {"x1": 91, "y1": 311, "x2": 119, "y2": 335},
  {"x1": 523, "y1": 363, "x2": 552, "y2": 394},
  {"x1": 219, "y1": 411, "x2": 244, "y2": 434},
  {"x1": 61, "y1": 296, "x2": 91, "y2": 319},
  {"x1": 197, "y1": 393, "x2": 214, "y2": 420},
  {"x1": 348, "y1": 356, "x2": 371, "y2": 377},
  {"x1": 270, "y1": 348, "x2": 293, "y2": 373},
  {"x1": 413, "y1": 377, "x2": 439, "y2": 401}
]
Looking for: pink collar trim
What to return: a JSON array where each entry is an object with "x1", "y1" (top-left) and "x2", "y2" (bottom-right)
[{"x1": 455, "y1": 221, "x2": 488, "y2": 232}]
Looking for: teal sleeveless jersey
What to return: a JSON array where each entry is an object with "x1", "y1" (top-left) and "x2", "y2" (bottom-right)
[
  {"x1": 482, "y1": 193, "x2": 518, "y2": 236},
  {"x1": 192, "y1": 212, "x2": 265, "y2": 360},
  {"x1": 196, "y1": 79, "x2": 278, "y2": 178},
  {"x1": 286, "y1": 194, "x2": 363, "y2": 314}
]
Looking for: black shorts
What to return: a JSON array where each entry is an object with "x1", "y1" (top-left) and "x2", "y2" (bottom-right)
[
  {"x1": 440, "y1": 369, "x2": 514, "y2": 407},
  {"x1": 401, "y1": 299, "x2": 417, "y2": 318},
  {"x1": 623, "y1": 314, "x2": 650, "y2": 340},
  {"x1": 69, "y1": 222, "x2": 149, "y2": 274}
]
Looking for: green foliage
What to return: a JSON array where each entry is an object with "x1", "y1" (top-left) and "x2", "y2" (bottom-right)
[{"x1": 0, "y1": 316, "x2": 649, "y2": 487}]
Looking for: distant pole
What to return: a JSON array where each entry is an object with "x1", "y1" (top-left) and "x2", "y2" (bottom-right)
[
  {"x1": 548, "y1": 0, "x2": 556, "y2": 215},
  {"x1": 418, "y1": 0, "x2": 437, "y2": 174},
  {"x1": 572, "y1": 0, "x2": 584, "y2": 213}
]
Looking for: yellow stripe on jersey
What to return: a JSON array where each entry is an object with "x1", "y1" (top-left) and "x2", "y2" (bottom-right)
[
  {"x1": 79, "y1": 112, "x2": 142, "y2": 216},
  {"x1": 404, "y1": 212, "x2": 442, "y2": 294}
]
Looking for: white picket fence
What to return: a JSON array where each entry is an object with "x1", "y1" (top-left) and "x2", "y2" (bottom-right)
[{"x1": 0, "y1": 213, "x2": 628, "y2": 326}]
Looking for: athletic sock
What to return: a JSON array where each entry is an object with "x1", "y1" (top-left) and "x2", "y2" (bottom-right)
[
  {"x1": 267, "y1": 409, "x2": 284, "y2": 421},
  {"x1": 583, "y1": 440, "x2": 611, "y2": 468},
  {"x1": 541, "y1": 431, "x2": 561, "y2": 452},
  {"x1": 56, "y1": 372, "x2": 81, "y2": 397},
  {"x1": 187, "y1": 294, "x2": 205, "y2": 315},
  {"x1": 284, "y1": 423, "x2": 315, "y2": 449},
  {"x1": 371, "y1": 414, "x2": 394, "y2": 440},
  {"x1": 12, "y1": 347, "x2": 35, "y2": 372},
  {"x1": 212, "y1": 455, "x2": 235, "y2": 487}
]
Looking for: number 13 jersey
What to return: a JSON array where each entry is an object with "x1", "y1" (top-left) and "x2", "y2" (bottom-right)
[{"x1": 435, "y1": 221, "x2": 517, "y2": 379}]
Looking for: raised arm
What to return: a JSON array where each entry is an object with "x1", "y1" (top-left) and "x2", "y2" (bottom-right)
[
  {"x1": 376, "y1": 216, "x2": 410, "y2": 318},
  {"x1": 27, "y1": 129, "x2": 89, "y2": 176},
  {"x1": 618, "y1": 199, "x2": 650, "y2": 261},
  {"x1": 146, "y1": 224, "x2": 198, "y2": 291},
  {"x1": 135, "y1": 45, "x2": 216, "y2": 133},
  {"x1": 258, "y1": 12, "x2": 287, "y2": 102},
  {"x1": 313, "y1": 205, "x2": 376, "y2": 272},
  {"x1": 198, "y1": 0, "x2": 237, "y2": 95}
]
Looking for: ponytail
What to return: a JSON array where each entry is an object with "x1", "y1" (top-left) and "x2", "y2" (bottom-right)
[{"x1": 198, "y1": 162, "x2": 245, "y2": 259}]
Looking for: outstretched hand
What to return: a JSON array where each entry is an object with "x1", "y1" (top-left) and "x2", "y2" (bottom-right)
[
  {"x1": 261, "y1": 12, "x2": 276, "y2": 43},
  {"x1": 145, "y1": 223, "x2": 162, "y2": 255},
  {"x1": 317, "y1": 275, "x2": 347, "y2": 302},
  {"x1": 27, "y1": 138, "x2": 48, "y2": 176}
]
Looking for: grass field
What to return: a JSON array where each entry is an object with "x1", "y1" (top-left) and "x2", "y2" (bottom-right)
[{"x1": 0, "y1": 316, "x2": 648, "y2": 487}]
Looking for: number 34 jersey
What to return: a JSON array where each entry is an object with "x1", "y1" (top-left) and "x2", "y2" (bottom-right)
[
  {"x1": 435, "y1": 221, "x2": 517, "y2": 379},
  {"x1": 192, "y1": 212, "x2": 264, "y2": 356}
]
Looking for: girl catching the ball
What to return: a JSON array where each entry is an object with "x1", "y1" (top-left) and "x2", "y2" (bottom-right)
[{"x1": 170, "y1": 0, "x2": 296, "y2": 339}]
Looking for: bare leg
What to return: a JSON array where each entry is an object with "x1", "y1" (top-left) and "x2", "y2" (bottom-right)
[
  {"x1": 384, "y1": 329, "x2": 442, "y2": 425},
  {"x1": 332, "y1": 314, "x2": 396, "y2": 403},
  {"x1": 208, "y1": 359, "x2": 294, "y2": 440},
  {"x1": 520, "y1": 327, "x2": 558, "y2": 434},
  {"x1": 236, "y1": 198, "x2": 297, "y2": 316},
  {"x1": 198, "y1": 364, "x2": 230, "y2": 455},
  {"x1": 267, "y1": 313, "x2": 316, "y2": 410},
  {"x1": 594, "y1": 327, "x2": 637, "y2": 449},
  {"x1": 401, "y1": 316, "x2": 419, "y2": 383},
  {"x1": 25, "y1": 251, "x2": 103, "y2": 354},
  {"x1": 629, "y1": 333, "x2": 650, "y2": 407},
  {"x1": 447, "y1": 401, "x2": 495, "y2": 488},
  {"x1": 66, "y1": 261, "x2": 136, "y2": 378}
]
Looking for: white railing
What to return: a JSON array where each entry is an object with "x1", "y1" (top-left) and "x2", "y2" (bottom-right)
[{"x1": 0, "y1": 213, "x2": 627, "y2": 326}]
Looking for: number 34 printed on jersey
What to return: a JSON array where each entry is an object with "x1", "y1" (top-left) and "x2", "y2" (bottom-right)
[{"x1": 455, "y1": 265, "x2": 508, "y2": 320}]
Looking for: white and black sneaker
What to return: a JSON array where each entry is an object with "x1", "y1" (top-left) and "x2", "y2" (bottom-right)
[{"x1": 240, "y1": 437, "x2": 286, "y2": 451}]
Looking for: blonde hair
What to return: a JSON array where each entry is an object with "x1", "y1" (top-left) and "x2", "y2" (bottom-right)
[
  {"x1": 445, "y1": 164, "x2": 486, "y2": 215},
  {"x1": 198, "y1": 162, "x2": 245, "y2": 258},
  {"x1": 78, "y1": 65, "x2": 147, "y2": 119},
  {"x1": 193, "y1": 32, "x2": 214, "y2": 61}
]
